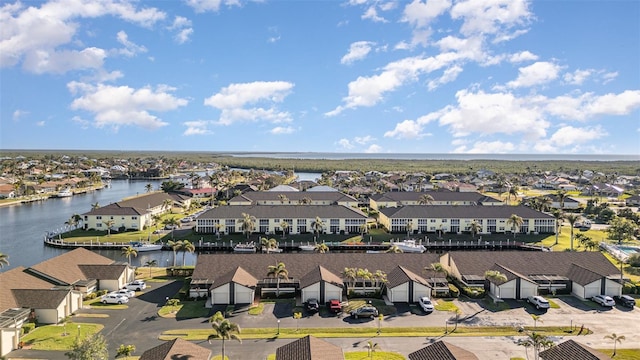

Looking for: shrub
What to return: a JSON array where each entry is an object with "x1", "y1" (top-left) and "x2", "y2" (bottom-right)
[
  {"x1": 622, "y1": 282, "x2": 637, "y2": 294},
  {"x1": 448, "y1": 283, "x2": 460, "y2": 298},
  {"x1": 629, "y1": 254, "x2": 640, "y2": 267},
  {"x1": 22, "y1": 322, "x2": 35, "y2": 335}
]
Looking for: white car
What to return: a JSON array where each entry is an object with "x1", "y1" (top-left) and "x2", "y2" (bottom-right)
[
  {"x1": 592, "y1": 294, "x2": 615, "y2": 307},
  {"x1": 125, "y1": 280, "x2": 147, "y2": 291},
  {"x1": 112, "y1": 289, "x2": 136, "y2": 298},
  {"x1": 418, "y1": 296, "x2": 434, "y2": 313},
  {"x1": 101, "y1": 293, "x2": 129, "y2": 304},
  {"x1": 527, "y1": 295, "x2": 550, "y2": 310}
]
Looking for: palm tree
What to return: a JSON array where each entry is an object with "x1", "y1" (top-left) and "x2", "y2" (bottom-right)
[
  {"x1": 144, "y1": 183, "x2": 153, "y2": 193},
  {"x1": 208, "y1": 318, "x2": 241, "y2": 360},
  {"x1": 418, "y1": 194, "x2": 434, "y2": 205},
  {"x1": 91, "y1": 202, "x2": 100, "y2": 210},
  {"x1": 508, "y1": 186, "x2": 519, "y2": 205},
  {"x1": 280, "y1": 221, "x2": 289, "y2": 239},
  {"x1": 565, "y1": 214, "x2": 580, "y2": 251},
  {"x1": 260, "y1": 237, "x2": 278, "y2": 252},
  {"x1": 342, "y1": 267, "x2": 357, "y2": 291},
  {"x1": 103, "y1": 219, "x2": 116, "y2": 236},
  {"x1": 314, "y1": 243, "x2": 329, "y2": 253},
  {"x1": 426, "y1": 262, "x2": 448, "y2": 288},
  {"x1": 144, "y1": 260, "x2": 157, "y2": 278},
  {"x1": 239, "y1": 213, "x2": 256, "y2": 239},
  {"x1": 162, "y1": 199, "x2": 173, "y2": 213},
  {"x1": 311, "y1": 216, "x2": 325, "y2": 240},
  {"x1": 506, "y1": 214, "x2": 524, "y2": 237},
  {"x1": 531, "y1": 314, "x2": 543, "y2": 328},
  {"x1": 517, "y1": 332, "x2": 555, "y2": 360},
  {"x1": 266, "y1": 262, "x2": 289, "y2": 297},
  {"x1": 469, "y1": 220, "x2": 482, "y2": 239},
  {"x1": 604, "y1": 333, "x2": 625, "y2": 356},
  {"x1": 121, "y1": 246, "x2": 138, "y2": 265},
  {"x1": 365, "y1": 341, "x2": 380, "y2": 359},
  {"x1": 405, "y1": 220, "x2": 414, "y2": 239},
  {"x1": 215, "y1": 223, "x2": 224, "y2": 240},
  {"x1": 167, "y1": 240, "x2": 183, "y2": 267},
  {"x1": 0, "y1": 252, "x2": 9, "y2": 268},
  {"x1": 386, "y1": 244, "x2": 403, "y2": 253},
  {"x1": 359, "y1": 222, "x2": 368, "y2": 237},
  {"x1": 162, "y1": 218, "x2": 180, "y2": 239},
  {"x1": 181, "y1": 240, "x2": 195, "y2": 266},
  {"x1": 278, "y1": 194, "x2": 289, "y2": 204},
  {"x1": 551, "y1": 210, "x2": 564, "y2": 245},
  {"x1": 555, "y1": 189, "x2": 568, "y2": 209},
  {"x1": 484, "y1": 270, "x2": 508, "y2": 301},
  {"x1": 538, "y1": 196, "x2": 553, "y2": 212}
]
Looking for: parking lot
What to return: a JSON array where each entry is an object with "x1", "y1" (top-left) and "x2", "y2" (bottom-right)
[{"x1": 8, "y1": 279, "x2": 639, "y2": 360}]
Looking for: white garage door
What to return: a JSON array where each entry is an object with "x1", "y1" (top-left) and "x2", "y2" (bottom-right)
[
  {"x1": 325, "y1": 289, "x2": 342, "y2": 302},
  {"x1": 391, "y1": 286, "x2": 408, "y2": 302},
  {"x1": 302, "y1": 289, "x2": 320, "y2": 303},
  {"x1": 584, "y1": 282, "x2": 601, "y2": 299},
  {"x1": 235, "y1": 289, "x2": 253, "y2": 304},
  {"x1": 212, "y1": 291, "x2": 228, "y2": 305}
]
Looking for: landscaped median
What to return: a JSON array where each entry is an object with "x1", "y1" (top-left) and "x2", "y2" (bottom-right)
[
  {"x1": 20, "y1": 323, "x2": 103, "y2": 350},
  {"x1": 158, "y1": 325, "x2": 589, "y2": 341}
]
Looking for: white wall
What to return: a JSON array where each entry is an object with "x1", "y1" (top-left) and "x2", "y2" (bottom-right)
[
  {"x1": 34, "y1": 308, "x2": 59, "y2": 325},
  {"x1": 413, "y1": 283, "x2": 430, "y2": 301},
  {"x1": 389, "y1": 283, "x2": 408, "y2": 302},
  {"x1": 235, "y1": 284, "x2": 254, "y2": 304},
  {"x1": 211, "y1": 284, "x2": 229, "y2": 305},
  {"x1": 605, "y1": 278, "x2": 622, "y2": 297},
  {"x1": 301, "y1": 283, "x2": 320, "y2": 303},
  {"x1": 100, "y1": 279, "x2": 121, "y2": 292},
  {"x1": 325, "y1": 283, "x2": 343, "y2": 302},
  {"x1": 0, "y1": 328, "x2": 20, "y2": 357},
  {"x1": 496, "y1": 280, "x2": 516, "y2": 300},
  {"x1": 520, "y1": 280, "x2": 538, "y2": 300}
]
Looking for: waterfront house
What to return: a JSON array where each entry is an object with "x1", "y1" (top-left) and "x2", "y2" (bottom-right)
[{"x1": 0, "y1": 184, "x2": 16, "y2": 198}]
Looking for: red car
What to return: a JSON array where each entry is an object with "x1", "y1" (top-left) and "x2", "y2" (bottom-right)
[{"x1": 329, "y1": 299, "x2": 342, "y2": 313}]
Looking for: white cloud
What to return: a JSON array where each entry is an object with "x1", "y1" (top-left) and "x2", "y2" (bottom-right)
[
  {"x1": 506, "y1": 61, "x2": 562, "y2": 88},
  {"x1": 337, "y1": 138, "x2": 354, "y2": 149},
  {"x1": 601, "y1": 71, "x2": 618, "y2": 84},
  {"x1": 341, "y1": 41, "x2": 375, "y2": 65},
  {"x1": 36, "y1": 120, "x2": 45, "y2": 127},
  {"x1": 563, "y1": 69, "x2": 592, "y2": 85},
  {"x1": 114, "y1": 31, "x2": 147, "y2": 57},
  {"x1": 270, "y1": 126, "x2": 295, "y2": 134},
  {"x1": 384, "y1": 119, "x2": 431, "y2": 139},
  {"x1": 427, "y1": 65, "x2": 463, "y2": 90},
  {"x1": 544, "y1": 90, "x2": 640, "y2": 121},
  {"x1": 450, "y1": 0, "x2": 532, "y2": 40},
  {"x1": 453, "y1": 140, "x2": 515, "y2": 153},
  {"x1": 68, "y1": 82, "x2": 188, "y2": 130},
  {"x1": 354, "y1": 135, "x2": 375, "y2": 144},
  {"x1": 509, "y1": 50, "x2": 538, "y2": 63},
  {"x1": 0, "y1": 0, "x2": 165, "y2": 73},
  {"x1": 364, "y1": 144, "x2": 382, "y2": 153},
  {"x1": 401, "y1": 0, "x2": 451, "y2": 47},
  {"x1": 71, "y1": 115, "x2": 90, "y2": 129},
  {"x1": 204, "y1": 81, "x2": 295, "y2": 125},
  {"x1": 12, "y1": 109, "x2": 28, "y2": 121},
  {"x1": 168, "y1": 16, "x2": 193, "y2": 44},
  {"x1": 534, "y1": 125, "x2": 607, "y2": 152},
  {"x1": 185, "y1": 0, "x2": 241, "y2": 13},
  {"x1": 362, "y1": 5, "x2": 387, "y2": 23},
  {"x1": 183, "y1": 120, "x2": 212, "y2": 135}
]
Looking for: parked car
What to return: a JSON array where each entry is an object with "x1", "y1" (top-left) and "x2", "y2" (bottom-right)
[
  {"x1": 180, "y1": 217, "x2": 192, "y2": 223},
  {"x1": 350, "y1": 305, "x2": 379, "y2": 319},
  {"x1": 592, "y1": 294, "x2": 615, "y2": 307},
  {"x1": 527, "y1": 295, "x2": 550, "y2": 310},
  {"x1": 112, "y1": 289, "x2": 136, "y2": 298},
  {"x1": 613, "y1": 295, "x2": 636, "y2": 308},
  {"x1": 329, "y1": 299, "x2": 342, "y2": 313},
  {"x1": 418, "y1": 296, "x2": 434, "y2": 313},
  {"x1": 125, "y1": 280, "x2": 147, "y2": 291},
  {"x1": 101, "y1": 293, "x2": 129, "y2": 304},
  {"x1": 305, "y1": 298, "x2": 319, "y2": 312},
  {"x1": 164, "y1": 224, "x2": 178, "y2": 230}
]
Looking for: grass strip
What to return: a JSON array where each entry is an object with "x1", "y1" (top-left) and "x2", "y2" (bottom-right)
[
  {"x1": 73, "y1": 313, "x2": 109, "y2": 318},
  {"x1": 21, "y1": 323, "x2": 103, "y2": 350},
  {"x1": 159, "y1": 325, "x2": 581, "y2": 341}
]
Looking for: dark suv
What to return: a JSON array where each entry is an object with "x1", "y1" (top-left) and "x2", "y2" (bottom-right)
[
  {"x1": 613, "y1": 295, "x2": 636, "y2": 308},
  {"x1": 350, "y1": 306, "x2": 379, "y2": 319},
  {"x1": 305, "y1": 298, "x2": 319, "y2": 312}
]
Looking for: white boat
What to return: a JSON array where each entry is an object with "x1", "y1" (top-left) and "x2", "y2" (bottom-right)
[
  {"x1": 129, "y1": 241, "x2": 163, "y2": 252},
  {"x1": 262, "y1": 246, "x2": 283, "y2": 253},
  {"x1": 389, "y1": 239, "x2": 426, "y2": 253},
  {"x1": 299, "y1": 243, "x2": 316, "y2": 251},
  {"x1": 234, "y1": 242, "x2": 257, "y2": 253},
  {"x1": 56, "y1": 188, "x2": 73, "y2": 197}
]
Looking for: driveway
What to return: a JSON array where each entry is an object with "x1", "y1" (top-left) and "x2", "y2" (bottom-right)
[{"x1": 7, "y1": 285, "x2": 640, "y2": 360}]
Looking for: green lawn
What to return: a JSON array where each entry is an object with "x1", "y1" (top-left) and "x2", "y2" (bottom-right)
[
  {"x1": 20, "y1": 323, "x2": 103, "y2": 350},
  {"x1": 268, "y1": 352, "x2": 405, "y2": 360},
  {"x1": 248, "y1": 303, "x2": 265, "y2": 315},
  {"x1": 596, "y1": 349, "x2": 640, "y2": 360},
  {"x1": 83, "y1": 297, "x2": 128, "y2": 310},
  {"x1": 434, "y1": 299, "x2": 459, "y2": 313},
  {"x1": 158, "y1": 300, "x2": 209, "y2": 318}
]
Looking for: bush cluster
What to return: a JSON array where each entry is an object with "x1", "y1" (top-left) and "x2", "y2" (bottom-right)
[{"x1": 448, "y1": 283, "x2": 460, "y2": 298}]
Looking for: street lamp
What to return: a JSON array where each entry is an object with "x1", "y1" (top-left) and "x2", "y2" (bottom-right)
[
  {"x1": 77, "y1": 325, "x2": 81, "y2": 340},
  {"x1": 277, "y1": 319, "x2": 281, "y2": 335}
]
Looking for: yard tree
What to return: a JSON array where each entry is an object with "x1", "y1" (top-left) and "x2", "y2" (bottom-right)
[
  {"x1": 0, "y1": 252, "x2": 9, "y2": 268},
  {"x1": 103, "y1": 220, "x2": 115, "y2": 236},
  {"x1": 162, "y1": 199, "x2": 173, "y2": 213},
  {"x1": 564, "y1": 214, "x2": 580, "y2": 251},
  {"x1": 65, "y1": 333, "x2": 109, "y2": 360},
  {"x1": 162, "y1": 217, "x2": 180, "y2": 239},
  {"x1": 314, "y1": 242, "x2": 329, "y2": 253},
  {"x1": 607, "y1": 217, "x2": 638, "y2": 244},
  {"x1": 208, "y1": 318, "x2": 241, "y2": 360},
  {"x1": 311, "y1": 216, "x2": 325, "y2": 239},
  {"x1": 604, "y1": 333, "x2": 625, "y2": 357},
  {"x1": 121, "y1": 246, "x2": 138, "y2": 265},
  {"x1": 469, "y1": 220, "x2": 482, "y2": 239},
  {"x1": 181, "y1": 240, "x2": 195, "y2": 266},
  {"x1": 517, "y1": 332, "x2": 554, "y2": 360},
  {"x1": 144, "y1": 260, "x2": 157, "y2": 278},
  {"x1": 506, "y1": 214, "x2": 524, "y2": 237},
  {"x1": 551, "y1": 210, "x2": 565, "y2": 245},
  {"x1": 280, "y1": 220, "x2": 289, "y2": 239},
  {"x1": 267, "y1": 262, "x2": 289, "y2": 297},
  {"x1": 239, "y1": 212, "x2": 256, "y2": 239},
  {"x1": 167, "y1": 240, "x2": 183, "y2": 267},
  {"x1": 418, "y1": 194, "x2": 434, "y2": 205},
  {"x1": 115, "y1": 344, "x2": 135, "y2": 359}
]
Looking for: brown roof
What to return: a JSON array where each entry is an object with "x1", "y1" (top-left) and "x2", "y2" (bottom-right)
[
  {"x1": 193, "y1": 253, "x2": 442, "y2": 287},
  {"x1": 408, "y1": 340, "x2": 479, "y2": 360},
  {"x1": 12, "y1": 289, "x2": 70, "y2": 309},
  {"x1": 276, "y1": 335, "x2": 344, "y2": 360},
  {"x1": 371, "y1": 191, "x2": 491, "y2": 203},
  {"x1": 379, "y1": 205, "x2": 553, "y2": 220},
  {"x1": 445, "y1": 251, "x2": 619, "y2": 281},
  {"x1": 300, "y1": 266, "x2": 344, "y2": 289},
  {"x1": 27, "y1": 248, "x2": 114, "y2": 286},
  {"x1": 139, "y1": 338, "x2": 211, "y2": 360},
  {"x1": 78, "y1": 264, "x2": 128, "y2": 280},
  {"x1": 565, "y1": 264, "x2": 603, "y2": 286},
  {"x1": 387, "y1": 266, "x2": 430, "y2": 288},
  {"x1": 0, "y1": 267, "x2": 53, "y2": 311},
  {"x1": 211, "y1": 266, "x2": 258, "y2": 290},
  {"x1": 82, "y1": 203, "x2": 146, "y2": 216},
  {"x1": 199, "y1": 204, "x2": 367, "y2": 221},
  {"x1": 539, "y1": 339, "x2": 609, "y2": 360},
  {"x1": 230, "y1": 191, "x2": 357, "y2": 204}
]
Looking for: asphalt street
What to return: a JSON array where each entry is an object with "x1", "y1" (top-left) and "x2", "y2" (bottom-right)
[{"x1": 7, "y1": 279, "x2": 640, "y2": 360}]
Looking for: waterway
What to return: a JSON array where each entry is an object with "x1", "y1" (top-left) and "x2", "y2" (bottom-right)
[{"x1": 0, "y1": 172, "x2": 321, "y2": 271}]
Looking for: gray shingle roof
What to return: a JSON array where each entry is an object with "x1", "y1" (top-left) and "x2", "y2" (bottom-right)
[
  {"x1": 299, "y1": 266, "x2": 344, "y2": 289},
  {"x1": 83, "y1": 192, "x2": 189, "y2": 216},
  {"x1": 408, "y1": 340, "x2": 479, "y2": 360},
  {"x1": 11, "y1": 289, "x2": 70, "y2": 309},
  {"x1": 276, "y1": 335, "x2": 344, "y2": 360},
  {"x1": 379, "y1": 205, "x2": 554, "y2": 219},
  {"x1": 199, "y1": 205, "x2": 367, "y2": 219},
  {"x1": 139, "y1": 338, "x2": 211, "y2": 360},
  {"x1": 211, "y1": 266, "x2": 258, "y2": 290},
  {"x1": 0, "y1": 267, "x2": 54, "y2": 311},
  {"x1": 27, "y1": 248, "x2": 114, "y2": 286},
  {"x1": 230, "y1": 191, "x2": 356, "y2": 204},
  {"x1": 371, "y1": 191, "x2": 496, "y2": 204},
  {"x1": 539, "y1": 339, "x2": 609, "y2": 360},
  {"x1": 387, "y1": 266, "x2": 430, "y2": 288},
  {"x1": 566, "y1": 264, "x2": 603, "y2": 286},
  {"x1": 78, "y1": 264, "x2": 128, "y2": 280}
]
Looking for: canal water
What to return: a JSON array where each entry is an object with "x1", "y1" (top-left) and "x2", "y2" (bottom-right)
[{"x1": 0, "y1": 172, "x2": 320, "y2": 271}]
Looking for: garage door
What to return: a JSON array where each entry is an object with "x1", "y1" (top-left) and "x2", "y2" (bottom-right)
[
  {"x1": 325, "y1": 289, "x2": 342, "y2": 302},
  {"x1": 235, "y1": 290, "x2": 253, "y2": 304},
  {"x1": 302, "y1": 289, "x2": 320, "y2": 303},
  {"x1": 390, "y1": 287, "x2": 408, "y2": 302},
  {"x1": 584, "y1": 282, "x2": 600, "y2": 299},
  {"x1": 212, "y1": 291, "x2": 228, "y2": 305}
]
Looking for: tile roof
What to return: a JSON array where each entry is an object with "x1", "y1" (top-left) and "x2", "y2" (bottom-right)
[
  {"x1": 193, "y1": 253, "x2": 442, "y2": 287},
  {"x1": 78, "y1": 264, "x2": 128, "y2": 280},
  {"x1": 539, "y1": 339, "x2": 609, "y2": 360},
  {"x1": 0, "y1": 266, "x2": 53, "y2": 311},
  {"x1": 11, "y1": 289, "x2": 70, "y2": 309},
  {"x1": 211, "y1": 266, "x2": 258, "y2": 290},
  {"x1": 27, "y1": 248, "x2": 114, "y2": 286},
  {"x1": 445, "y1": 251, "x2": 619, "y2": 280},
  {"x1": 408, "y1": 340, "x2": 479, "y2": 360},
  {"x1": 299, "y1": 266, "x2": 344, "y2": 289},
  {"x1": 379, "y1": 205, "x2": 554, "y2": 219},
  {"x1": 198, "y1": 205, "x2": 367, "y2": 219},
  {"x1": 387, "y1": 266, "x2": 430, "y2": 288},
  {"x1": 139, "y1": 338, "x2": 212, "y2": 360},
  {"x1": 276, "y1": 335, "x2": 344, "y2": 360},
  {"x1": 82, "y1": 203, "x2": 146, "y2": 216}
]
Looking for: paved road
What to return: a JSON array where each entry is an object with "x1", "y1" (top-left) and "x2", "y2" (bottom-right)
[{"x1": 7, "y1": 280, "x2": 640, "y2": 360}]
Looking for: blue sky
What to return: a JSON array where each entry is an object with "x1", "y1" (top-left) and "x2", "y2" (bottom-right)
[{"x1": 1, "y1": 0, "x2": 639, "y2": 155}]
